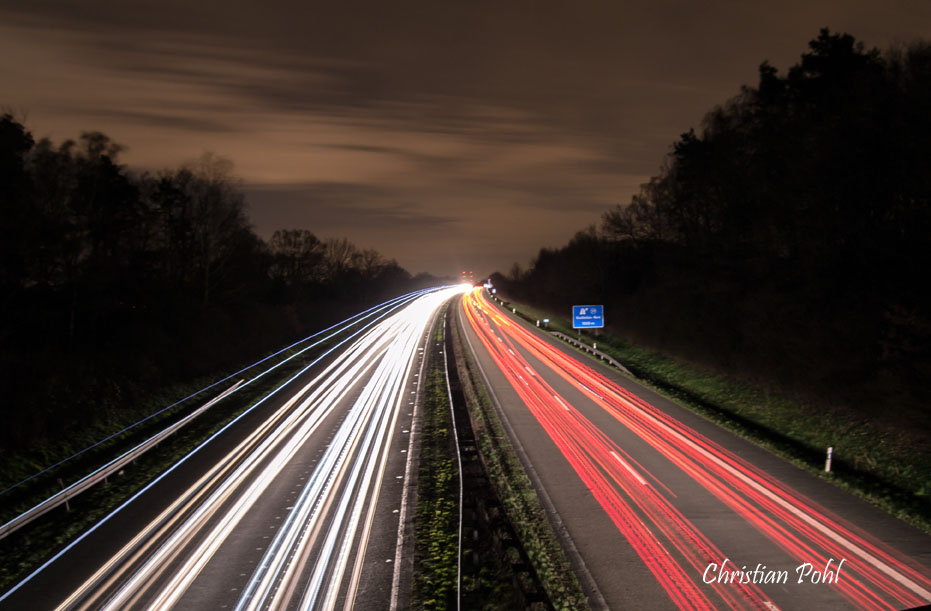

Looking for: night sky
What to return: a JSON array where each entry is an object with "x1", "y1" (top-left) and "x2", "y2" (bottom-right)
[{"x1": 2, "y1": 0, "x2": 929, "y2": 277}]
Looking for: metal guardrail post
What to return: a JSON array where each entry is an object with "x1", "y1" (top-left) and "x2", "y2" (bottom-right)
[{"x1": 549, "y1": 331, "x2": 632, "y2": 375}]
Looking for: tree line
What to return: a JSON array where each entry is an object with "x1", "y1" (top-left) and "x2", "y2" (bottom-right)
[
  {"x1": 0, "y1": 116, "x2": 444, "y2": 453},
  {"x1": 497, "y1": 29, "x2": 931, "y2": 431}
]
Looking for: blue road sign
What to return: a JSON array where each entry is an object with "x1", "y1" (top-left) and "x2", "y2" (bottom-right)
[{"x1": 572, "y1": 305, "x2": 604, "y2": 329}]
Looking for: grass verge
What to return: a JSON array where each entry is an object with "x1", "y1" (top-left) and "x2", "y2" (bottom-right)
[
  {"x1": 495, "y1": 295, "x2": 931, "y2": 534},
  {"x1": 449, "y1": 303, "x2": 589, "y2": 611},
  {"x1": 412, "y1": 305, "x2": 527, "y2": 611},
  {"x1": 411, "y1": 311, "x2": 459, "y2": 611}
]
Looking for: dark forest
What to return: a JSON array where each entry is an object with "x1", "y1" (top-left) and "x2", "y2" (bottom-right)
[
  {"x1": 496, "y1": 30, "x2": 931, "y2": 442},
  {"x1": 0, "y1": 121, "x2": 444, "y2": 455}
]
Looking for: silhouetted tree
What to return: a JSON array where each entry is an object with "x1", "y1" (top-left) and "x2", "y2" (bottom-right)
[
  {"x1": 268, "y1": 229, "x2": 326, "y2": 286},
  {"x1": 178, "y1": 153, "x2": 250, "y2": 307},
  {"x1": 0, "y1": 114, "x2": 35, "y2": 299},
  {"x1": 0, "y1": 115, "x2": 432, "y2": 456},
  {"x1": 323, "y1": 237, "x2": 360, "y2": 280},
  {"x1": 506, "y1": 28, "x2": 931, "y2": 420}
]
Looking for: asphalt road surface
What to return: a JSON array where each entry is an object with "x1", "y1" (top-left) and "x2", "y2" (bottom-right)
[{"x1": 459, "y1": 288, "x2": 931, "y2": 611}]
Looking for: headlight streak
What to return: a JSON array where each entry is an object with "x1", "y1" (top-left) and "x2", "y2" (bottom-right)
[
  {"x1": 32, "y1": 287, "x2": 459, "y2": 610},
  {"x1": 1, "y1": 289, "x2": 436, "y2": 503},
  {"x1": 301, "y1": 322, "x2": 420, "y2": 611},
  {"x1": 105, "y1": 348, "x2": 385, "y2": 610},
  {"x1": 5, "y1": 288, "x2": 435, "y2": 605},
  {"x1": 236, "y1": 336, "x2": 395, "y2": 611},
  {"x1": 107, "y1": 303, "x2": 437, "y2": 610},
  {"x1": 236, "y1": 313, "x2": 410, "y2": 608},
  {"x1": 64, "y1": 309, "x2": 396, "y2": 610},
  {"x1": 252, "y1": 291, "x2": 456, "y2": 611},
  {"x1": 463, "y1": 289, "x2": 931, "y2": 611}
]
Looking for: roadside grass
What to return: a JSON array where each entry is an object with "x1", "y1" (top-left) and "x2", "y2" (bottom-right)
[
  {"x1": 412, "y1": 305, "x2": 528, "y2": 611},
  {"x1": 450, "y1": 304, "x2": 589, "y2": 611},
  {"x1": 0, "y1": 320, "x2": 367, "y2": 593},
  {"x1": 411, "y1": 309, "x2": 460, "y2": 611},
  {"x1": 495, "y1": 295, "x2": 931, "y2": 534}
]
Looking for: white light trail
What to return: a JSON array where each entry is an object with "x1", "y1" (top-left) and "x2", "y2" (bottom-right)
[{"x1": 50, "y1": 285, "x2": 466, "y2": 611}]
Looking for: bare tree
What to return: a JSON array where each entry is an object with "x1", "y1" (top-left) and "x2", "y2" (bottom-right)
[
  {"x1": 180, "y1": 153, "x2": 249, "y2": 307},
  {"x1": 269, "y1": 229, "x2": 325, "y2": 284},
  {"x1": 323, "y1": 237, "x2": 359, "y2": 279}
]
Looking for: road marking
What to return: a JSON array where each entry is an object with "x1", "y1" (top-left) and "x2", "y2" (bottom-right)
[
  {"x1": 610, "y1": 451, "x2": 647, "y2": 485},
  {"x1": 553, "y1": 395, "x2": 570, "y2": 411}
]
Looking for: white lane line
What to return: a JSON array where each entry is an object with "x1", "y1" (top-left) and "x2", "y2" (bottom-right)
[{"x1": 610, "y1": 451, "x2": 647, "y2": 485}]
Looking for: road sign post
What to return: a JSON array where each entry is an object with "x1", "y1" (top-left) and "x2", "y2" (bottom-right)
[{"x1": 572, "y1": 305, "x2": 604, "y2": 330}]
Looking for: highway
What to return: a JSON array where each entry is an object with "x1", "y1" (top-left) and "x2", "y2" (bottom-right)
[
  {"x1": 0, "y1": 285, "x2": 467, "y2": 610},
  {"x1": 460, "y1": 288, "x2": 931, "y2": 611}
]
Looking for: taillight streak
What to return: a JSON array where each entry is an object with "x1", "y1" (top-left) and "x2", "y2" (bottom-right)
[
  {"x1": 463, "y1": 290, "x2": 931, "y2": 610},
  {"x1": 462, "y1": 292, "x2": 777, "y2": 610}
]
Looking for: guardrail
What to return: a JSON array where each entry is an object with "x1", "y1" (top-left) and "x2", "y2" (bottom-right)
[
  {"x1": 0, "y1": 379, "x2": 244, "y2": 542},
  {"x1": 549, "y1": 332, "x2": 632, "y2": 375}
]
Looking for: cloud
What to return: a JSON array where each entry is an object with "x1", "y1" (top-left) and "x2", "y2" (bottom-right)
[
  {"x1": 243, "y1": 182, "x2": 457, "y2": 233},
  {"x1": 4, "y1": 0, "x2": 931, "y2": 275},
  {"x1": 70, "y1": 108, "x2": 239, "y2": 134},
  {"x1": 243, "y1": 181, "x2": 471, "y2": 274}
]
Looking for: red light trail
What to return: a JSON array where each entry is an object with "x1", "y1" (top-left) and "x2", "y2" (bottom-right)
[{"x1": 462, "y1": 289, "x2": 931, "y2": 610}]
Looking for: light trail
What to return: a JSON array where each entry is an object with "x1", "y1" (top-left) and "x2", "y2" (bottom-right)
[
  {"x1": 34, "y1": 285, "x2": 468, "y2": 611},
  {"x1": 462, "y1": 288, "x2": 931, "y2": 610},
  {"x1": 1, "y1": 288, "x2": 443, "y2": 605},
  {"x1": 0, "y1": 289, "x2": 433, "y2": 500}
]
